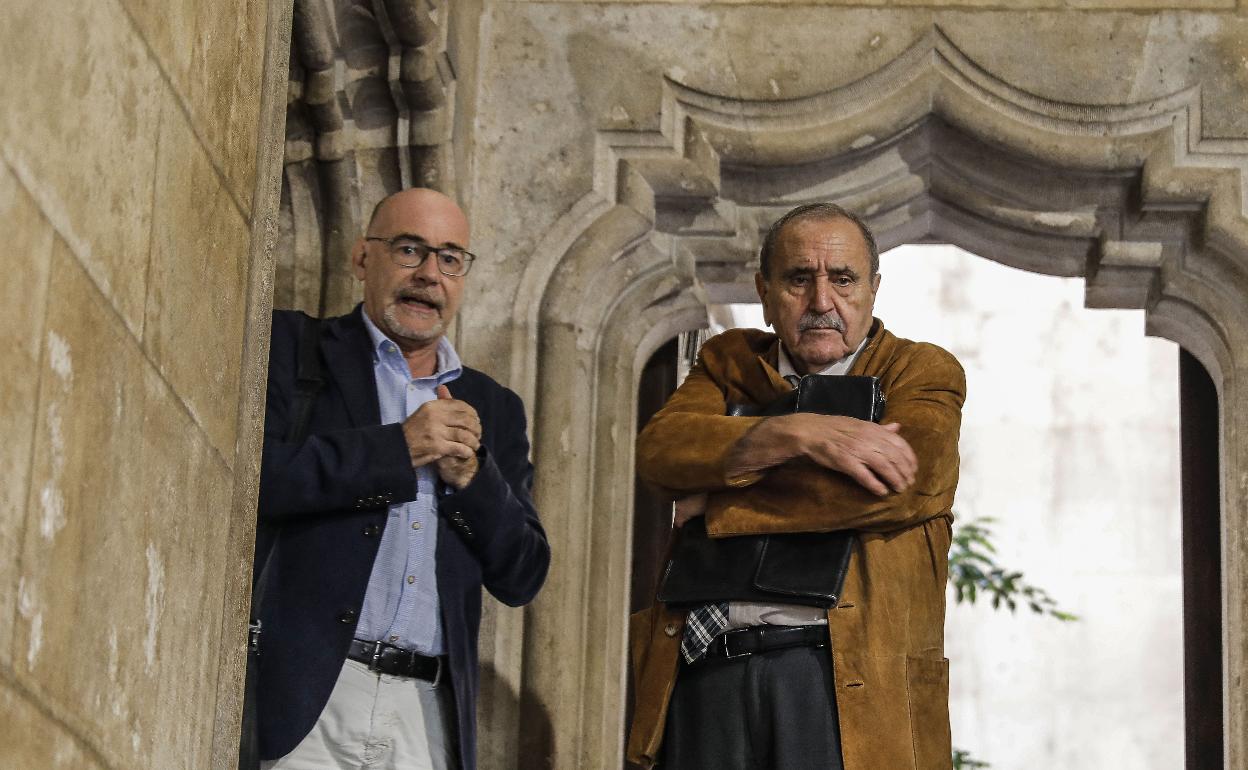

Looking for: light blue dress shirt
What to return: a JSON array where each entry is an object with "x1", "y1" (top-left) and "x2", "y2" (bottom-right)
[{"x1": 354, "y1": 312, "x2": 463, "y2": 655}]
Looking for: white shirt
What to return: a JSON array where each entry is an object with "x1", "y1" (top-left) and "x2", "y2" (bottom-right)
[{"x1": 725, "y1": 336, "x2": 869, "y2": 630}]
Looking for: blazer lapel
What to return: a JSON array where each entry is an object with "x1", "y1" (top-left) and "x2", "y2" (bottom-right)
[
  {"x1": 445, "y1": 375, "x2": 478, "y2": 410},
  {"x1": 322, "y1": 306, "x2": 381, "y2": 428}
]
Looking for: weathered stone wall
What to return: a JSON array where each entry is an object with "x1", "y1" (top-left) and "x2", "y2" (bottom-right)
[{"x1": 0, "y1": 0, "x2": 291, "y2": 767}]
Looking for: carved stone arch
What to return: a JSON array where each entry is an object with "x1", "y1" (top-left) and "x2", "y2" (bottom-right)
[
  {"x1": 517, "y1": 25, "x2": 1248, "y2": 770},
  {"x1": 275, "y1": 0, "x2": 457, "y2": 316}
]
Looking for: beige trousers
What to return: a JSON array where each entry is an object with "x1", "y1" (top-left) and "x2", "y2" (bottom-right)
[{"x1": 262, "y1": 658, "x2": 457, "y2": 770}]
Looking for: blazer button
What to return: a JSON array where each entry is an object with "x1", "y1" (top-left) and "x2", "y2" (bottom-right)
[
  {"x1": 363, "y1": 524, "x2": 380, "y2": 537},
  {"x1": 338, "y1": 609, "x2": 358, "y2": 624},
  {"x1": 664, "y1": 623, "x2": 679, "y2": 637}
]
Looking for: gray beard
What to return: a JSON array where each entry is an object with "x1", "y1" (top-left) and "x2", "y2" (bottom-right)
[{"x1": 382, "y1": 304, "x2": 444, "y2": 343}]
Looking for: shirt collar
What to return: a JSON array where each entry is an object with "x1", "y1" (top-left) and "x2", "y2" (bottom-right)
[
  {"x1": 777, "y1": 335, "x2": 868, "y2": 379},
  {"x1": 360, "y1": 310, "x2": 463, "y2": 383}
]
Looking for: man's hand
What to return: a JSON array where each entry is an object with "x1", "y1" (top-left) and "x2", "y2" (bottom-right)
[
  {"x1": 797, "y1": 416, "x2": 917, "y2": 496},
  {"x1": 402, "y1": 385, "x2": 481, "y2": 469},
  {"x1": 727, "y1": 414, "x2": 917, "y2": 497},
  {"x1": 436, "y1": 451, "x2": 479, "y2": 490}
]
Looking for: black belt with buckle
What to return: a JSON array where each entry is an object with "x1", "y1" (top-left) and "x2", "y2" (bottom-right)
[
  {"x1": 699, "y1": 624, "x2": 829, "y2": 664},
  {"x1": 347, "y1": 639, "x2": 444, "y2": 682}
]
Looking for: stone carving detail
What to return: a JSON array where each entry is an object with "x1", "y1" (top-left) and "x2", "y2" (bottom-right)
[
  {"x1": 520, "y1": 27, "x2": 1248, "y2": 394},
  {"x1": 515, "y1": 26, "x2": 1248, "y2": 770},
  {"x1": 276, "y1": 0, "x2": 454, "y2": 316}
]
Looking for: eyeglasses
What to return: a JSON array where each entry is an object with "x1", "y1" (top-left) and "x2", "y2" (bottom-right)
[{"x1": 364, "y1": 236, "x2": 477, "y2": 277}]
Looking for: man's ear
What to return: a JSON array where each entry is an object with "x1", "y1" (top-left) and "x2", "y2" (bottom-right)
[
  {"x1": 871, "y1": 272, "x2": 882, "y2": 294},
  {"x1": 350, "y1": 238, "x2": 368, "y2": 281},
  {"x1": 754, "y1": 271, "x2": 773, "y2": 327}
]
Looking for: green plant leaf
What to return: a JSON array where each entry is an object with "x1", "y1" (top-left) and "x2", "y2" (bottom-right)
[{"x1": 948, "y1": 516, "x2": 1077, "y2": 623}]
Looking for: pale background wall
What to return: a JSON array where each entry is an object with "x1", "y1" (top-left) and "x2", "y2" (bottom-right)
[
  {"x1": 715, "y1": 243, "x2": 1183, "y2": 768},
  {"x1": 0, "y1": 0, "x2": 287, "y2": 767}
]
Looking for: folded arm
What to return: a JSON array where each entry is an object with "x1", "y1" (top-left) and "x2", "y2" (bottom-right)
[
  {"x1": 708, "y1": 351, "x2": 965, "y2": 535},
  {"x1": 724, "y1": 413, "x2": 917, "y2": 497},
  {"x1": 635, "y1": 360, "x2": 769, "y2": 495},
  {"x1": 637, "y1": 341, "x2": 965, "y2": 536}
]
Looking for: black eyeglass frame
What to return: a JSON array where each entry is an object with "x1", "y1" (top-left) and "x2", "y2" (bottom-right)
[{"x1": 364, "y1": 235, "x2": 477, "y2": 277}]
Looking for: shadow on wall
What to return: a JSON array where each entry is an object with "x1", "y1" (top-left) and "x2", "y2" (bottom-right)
[{"x1": 480, "y1": 660, "x2": 554, "y2": 770}]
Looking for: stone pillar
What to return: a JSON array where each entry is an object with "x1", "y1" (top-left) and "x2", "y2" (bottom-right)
[{"x1": 0, "y1": 0, "x2": 291, "y2": 767}]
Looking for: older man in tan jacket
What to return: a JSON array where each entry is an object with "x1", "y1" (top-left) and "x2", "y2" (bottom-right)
[{"x1": 627, "y1": 203, "x2": 966, "y2": 770}]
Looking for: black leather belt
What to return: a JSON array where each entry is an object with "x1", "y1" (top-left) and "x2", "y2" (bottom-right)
[
  {"x1": 698, "y1": 624, "x2": 829, "y2": 664},
  {"x1": 347, "y1": 639, "x2": 444, "y2": 682}
]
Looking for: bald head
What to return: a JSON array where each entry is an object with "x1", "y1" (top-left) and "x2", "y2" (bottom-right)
[
  {"x1": 353, "y1": 188, "x2": 473, "y2": 357},
  {"x1": 367, "y1": 188, "x2": 470, "y2": 247}
]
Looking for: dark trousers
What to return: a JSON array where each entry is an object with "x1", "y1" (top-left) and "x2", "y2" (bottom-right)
[{"x1": 659, "y1": 645, "x2": 845, "y2": 770}]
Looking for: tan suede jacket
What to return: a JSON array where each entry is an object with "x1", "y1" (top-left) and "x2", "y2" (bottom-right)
[{"x1": 627, "y1": 321, "x2": 966, "y2": 770}]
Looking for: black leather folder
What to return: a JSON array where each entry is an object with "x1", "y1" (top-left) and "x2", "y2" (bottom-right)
[{"x1": 656, "y1": 375, "x2": 884, "y2": 609}]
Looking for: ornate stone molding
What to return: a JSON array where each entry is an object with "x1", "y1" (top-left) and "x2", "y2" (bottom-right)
[
  {"x1": 276, "y1": 0, "x2": 455, "y2": 316},
  {"x1": 515, "y1": 25, "x2": 1248, "y2": 770}
]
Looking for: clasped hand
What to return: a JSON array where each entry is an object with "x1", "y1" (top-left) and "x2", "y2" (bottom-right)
[{"x1": 402, "y1": 385, "x2": 481, "y2": 489}]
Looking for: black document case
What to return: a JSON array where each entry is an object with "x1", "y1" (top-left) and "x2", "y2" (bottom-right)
[{"x1": 656, "y1": 375, "x2": 884, "y2": 609}]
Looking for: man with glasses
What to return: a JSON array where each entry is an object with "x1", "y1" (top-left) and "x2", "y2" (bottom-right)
[{"x1": 253, "y1": 188, "x2": 550, "y2": 770}]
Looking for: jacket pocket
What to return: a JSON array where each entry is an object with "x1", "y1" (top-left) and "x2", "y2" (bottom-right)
[{"x1": 906, "y1": 656, "x2": 952, "y2": 770}]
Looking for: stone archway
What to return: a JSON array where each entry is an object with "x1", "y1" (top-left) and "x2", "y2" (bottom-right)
[{"x1": 513, "y1": 28, "x2": 1248, "y2": 770}]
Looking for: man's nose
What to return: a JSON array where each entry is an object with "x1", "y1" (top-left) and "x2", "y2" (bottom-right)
[
  {"x1": 411, "y1": 252, "x2": 443, "y2": 283},
  {"x1": 809, "y1": 275, "x2": 835, "y2": 313}
]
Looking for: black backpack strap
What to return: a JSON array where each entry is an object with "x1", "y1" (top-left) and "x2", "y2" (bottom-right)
[
  {"x1": 285, "y1": 315, "x2": 324, "y2": 444},
  {"x1": 254, "y1": 314, "x2": 324, "y2": 603},
  {"x1": 242, "y1": 314, "x2": 324, "y2": 768},
  {"x1": 250, "y1": 315, "x2": 325, "y2": 634}
]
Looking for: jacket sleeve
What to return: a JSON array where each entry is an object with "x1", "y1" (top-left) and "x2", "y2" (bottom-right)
[
  {"x1": 635, "y1": 356, "x2": 769, "y2": 495},
  {"x1": 257, "y1": 312, "x2": 417, "y2": 521},
  {"x1": 439, "y1": 386, "x2": 550, "y2": 606},
  {"x1": 706, "y1": 347, "x2": 966, "y2": 536}
]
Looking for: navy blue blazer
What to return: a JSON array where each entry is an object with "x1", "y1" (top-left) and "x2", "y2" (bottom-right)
[{"x1": 254, "y1": 306, "x2": 550, "y2": 768}]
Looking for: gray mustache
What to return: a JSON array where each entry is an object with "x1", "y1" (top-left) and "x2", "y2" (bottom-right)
[
  {"x1": 396, "y1": 288, "x2": 443, "y2": 309},
  {"x1": 797, "y1": 311, "x2": 844, "y2": 332}
]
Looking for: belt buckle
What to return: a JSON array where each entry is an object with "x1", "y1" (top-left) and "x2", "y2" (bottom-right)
[{"x1": 368, "y1": 640, "x2": 385, "y2": 673}]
